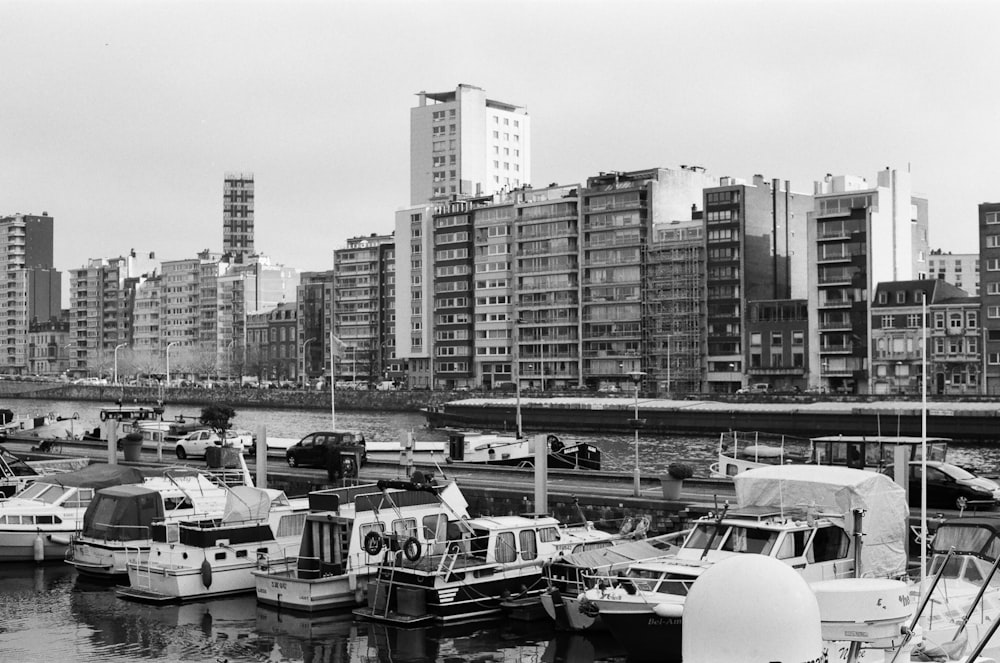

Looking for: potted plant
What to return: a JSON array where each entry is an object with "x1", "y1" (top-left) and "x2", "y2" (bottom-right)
[
  {"x1": 660, "y1": 463, "x2": 694, "y2": 500},
  {"x1": 122, "y1": 431, "x2": 144, "y2": 462}
]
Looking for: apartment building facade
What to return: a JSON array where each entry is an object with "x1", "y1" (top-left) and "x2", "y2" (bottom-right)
[
  {"x1": 0, "y1": 213, "x2": 59, "y2": 374},
  {"x1": 928, "y1": 251, "x2": 978, "y2": 296},
  {"x1": 297, "y1": 271, "x2": 335, "y2": 385},
  {"x1": 223, "y1": 173, "x2": 255, "y2": 262},
  {"x1": 807, "y1": 169, "x2": 929, "y2": 394},
  {"x1": 410, "y1": 84, "x2": 531, "y2": 205},
  {"x1": 979, "y1": 202, "x2": 1000, "y2": 394},
  {"x1": 332, "y1": 235, "x2": 392, "y2": 385}
]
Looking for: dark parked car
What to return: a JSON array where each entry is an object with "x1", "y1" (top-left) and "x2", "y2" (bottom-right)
[
  {"x1": 285, "y1": 431, "x2": 367, "y2": 468},
  {"x1": 885, "y1": 461, "x2": 1000, "y2": 510}
]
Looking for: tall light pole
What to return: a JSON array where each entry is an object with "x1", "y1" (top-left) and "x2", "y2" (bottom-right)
[
  {"x1": 628, "y1": 370, "x2": 646, "y2": 497},
  {"x1": 920, "y1": 290, "x2": 928, "y2": 586},
  {"x1": 166, "y1": 341, "x2": 180, "y2": 387},
  {"x1": 63, "y1": 342, "x2": 75, "y2": 378},
  {"x1": 113, "y1": 343, "x2": 127, "y2": 385},
  {"x1": 301, "y1": 337, "x2": 316, "y2": 388}
]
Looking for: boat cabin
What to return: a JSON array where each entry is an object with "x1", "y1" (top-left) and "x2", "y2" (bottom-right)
[
  {"x1": 809, "y1": 435, "x2": 948, "y2": 471},
  {"x1": 928, "y1": 517, "x2": 1000, "y2": 589},
  {"x1": 99, "y1": 405, "x2": 165, "y2": 424}
]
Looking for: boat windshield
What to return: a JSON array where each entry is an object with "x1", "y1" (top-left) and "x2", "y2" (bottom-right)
[
  {"x1": 17, "y1": 482, "x2": 69, "y2": 504},
  {"x1": 719, "y1": 526, "x2": 777, "y2": 555},
  {"x1": 682, "y1": 522, "x2": 725, "y2": 550},
  {"x1": 932, "y1": 525, "x2": 1000, "y2": 559}
]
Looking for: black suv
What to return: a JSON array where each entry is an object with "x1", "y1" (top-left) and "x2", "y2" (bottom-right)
[{"x1": 285, "y1": 431, "x2": 367, "y2": 468}]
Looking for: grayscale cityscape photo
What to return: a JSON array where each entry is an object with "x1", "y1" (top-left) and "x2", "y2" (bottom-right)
[{"x1": 2, "y1": 1, "x2": 1000, "y2": 662}]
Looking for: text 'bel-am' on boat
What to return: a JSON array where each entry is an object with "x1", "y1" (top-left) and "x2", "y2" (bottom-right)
[
  {"x1": 67, "y1": 461, "x2": 254, "y2": 580},
  {"x1": 116, "y1": 485, "x2": 310, "y2": 603},
  {"x1": 0, "y1": 463, "x2": 144, "y2": 562},
  {"x1": 253, "y1": 477, "x2": 471, "y2": 612}
]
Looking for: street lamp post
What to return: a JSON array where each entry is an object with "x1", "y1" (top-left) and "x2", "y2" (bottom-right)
[
  {"x1": 165, "y1": 341, "x2": 180, "y2": 388},
  {"x1": 301, "y1": 337, "x2": 316, "y2": 388},
  {"x1": 113, "y1": 343, "x2": 127, "y2": 385},
  {"x1": 63, "y1": 342, "x2": 75, "y2": 377},
  {"x1": 628, "y1": 370, "x2": 646, "y2": 497}
]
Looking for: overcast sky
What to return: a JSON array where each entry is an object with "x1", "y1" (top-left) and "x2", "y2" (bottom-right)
[{"x1": 2, "y1": 0, "x2": 998, "y2": 291}]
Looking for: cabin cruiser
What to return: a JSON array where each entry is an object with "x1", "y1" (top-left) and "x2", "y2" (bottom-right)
[
  {"x1": 253, "y1": 478, "x2": 471, "y2": 612},
  {"x1": 538, "y1": 527, "x2": 685, "y2": 631},
  {"x1": 710, "y1": 431, "x2": 950, "y2": 478},
  {"x1": 0, "y1": 464, "x2": 144, "y2": 561},
  {"x1": 445, "y1": 431, "x2": 601, "y2": 470},
  {"x1": 353, "y1": 512, "x2": 619, "y2": 625},
  {"x1": 117, "y1": 486, "x2": 309, "y2": 602},
  {"x1": 67, "y1": 463, "x2": 253, "y2": 579},
  {"x1": 584, "y1": 465, "x2": 909, "y2": 661}
]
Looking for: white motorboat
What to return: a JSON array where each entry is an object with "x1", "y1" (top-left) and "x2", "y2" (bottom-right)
[
  {"x1": 445, "y1": 431, "x2": 601, "y2": 470},
  {"x1": 353, "y1": 512, "x2": 619, "y2": 625},
  {"x1": 709, "y1": 431, "x2": 949, "y2": 478},
  {"x1": 538, "y1": 527, "x2": 685, "y2": 631},
  {"x1": 117, "y1": 486, "x2": 309, "y2": 602},
  {"x1": 583, "y1": 464, "x2": 909, "y2": 662},
  {"x1": 67, "y1": 462, "x2": 253, "y2": 579},
  {"x1": 253, "y1": 478, "x2": 471, "y2": 612},
  {"x1": 0, "y1": 463, "x2": 144, "y2": 561}
]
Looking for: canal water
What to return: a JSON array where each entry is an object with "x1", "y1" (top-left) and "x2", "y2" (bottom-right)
[{"x1": 3, "y1": 396, "x2": 1000, "y2": 662}]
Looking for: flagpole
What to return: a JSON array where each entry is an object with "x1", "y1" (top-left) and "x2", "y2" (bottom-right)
[{"x1": 330, "y1": 326, "x2": 336, "y2": 430}]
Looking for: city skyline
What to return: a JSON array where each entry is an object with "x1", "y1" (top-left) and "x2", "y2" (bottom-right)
[{"x1": 3, "y1": 0, "x2": 999, "y2": 290}]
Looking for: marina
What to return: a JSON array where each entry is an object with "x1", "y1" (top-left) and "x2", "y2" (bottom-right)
[{"x1": 4, "y1": 397, "x2": 1000, "y2": 661}]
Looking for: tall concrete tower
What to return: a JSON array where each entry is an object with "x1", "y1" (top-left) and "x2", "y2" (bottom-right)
[{"x1": 223, "y1": 172, "x2": 255, "y2": 262}]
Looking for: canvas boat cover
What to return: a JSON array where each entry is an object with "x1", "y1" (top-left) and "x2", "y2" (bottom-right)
[
  {"x1": 734, "y1": 465, "x2": 908, "y2": 577},
  {"x1": 551, "y1": 536, "x2": 677, "y2": 571},
  {"x1": 222, "y1": 485, "x2": 271, "y2": 523},
  {"x1": 81, "y1": 484, "x2": 165, "y2": 540},
  {"x1": 37, "y1": 463, "x2": 143, "y2": 489}
]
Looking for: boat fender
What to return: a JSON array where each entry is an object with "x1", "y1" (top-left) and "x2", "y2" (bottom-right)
[
  {"x1": 548, "y1": 435, "x2": 564, "y2": 453},
  {"x1": 363, "y1": 531, "x2": 383, "y2": 556},
  {"x1": 48, "y1": 533, "x2": 72, "y2": 546},
  {"x1": 653, "y1": 602, "x2": 684, "y2": 618},
  {"x1": 201, "y1": 558, "x2": 213, "y2": 588},
  {"x1": 33, "y1": 531, "x2": 44, "y2": 562},
  {"x1": 99, "y1": 410, "x2": 108, "y2": 422},
  {"x1": 448, "y1": 543, "x2": 462, "y2": 555},
  {"x1": 403, "y1": 537, "x2": 422, "y2": 562}
]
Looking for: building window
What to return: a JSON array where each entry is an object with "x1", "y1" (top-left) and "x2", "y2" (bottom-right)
[
  {"x1": 989, "y1": 306, "x2": 1000, "y2": 319},
  {"x1": 987, "y1": 212, "x2": 1000, "y2": 225},
  {"x1": 988, "y1": 258, "x2": 1000, "y2": 271},
  {"x1": 988, "y1": 235, "x2": 1000, "y2": 248},
  {"x1": 877, "y1": 292, "x2": 888, "y2": 304},
  {"x1": 896, "y1": 291, "x2": 906, "y2": 303},
  {"x1": 882, "y1": 315, "x2": 893, "y2": 328}
]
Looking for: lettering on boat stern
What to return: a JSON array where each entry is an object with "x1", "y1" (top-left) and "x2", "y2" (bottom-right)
[
  {"x1": 269, "y1": 580, "x2": 288, "y2": 590},
  {"x1": 647, "y1": 616, "x2": 682, "y2": 626}
]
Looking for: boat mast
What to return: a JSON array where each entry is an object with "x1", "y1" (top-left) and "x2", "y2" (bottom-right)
[{"x1": 920, "y1": 290, "x2": 928, "y2": 585}]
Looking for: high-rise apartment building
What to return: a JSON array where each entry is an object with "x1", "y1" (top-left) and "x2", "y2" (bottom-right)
[
  {"x1": 0, "y1": 213, "x2": 59, "y2": 374},
  {"x1": 410, "y1": 84, "x2": 531, "y2": 205},
  {"x1": 394, "y1": 204, "x2": 436, "y2": 388},
  {"x1": 471, "y1": 194, "x2": 517, "y2": 389},
  {"x1": 579, "y1": 167, "x2": 714, "y2": 391},
  {"x1": 807, "y1": 169, "x2": 928, "y2": 394},
  {"x1": 223, "y1": 172, "x2": 255, "y2": 262},
  {"x1": 332, "y1": 235, "x2": 392, "y2": 384},
  {"x1": 702, "y1": 175, "x2": 813, "y2": 393},
  {"x1": 928, "y1": 251, "x2": 979, "y2": 296}
]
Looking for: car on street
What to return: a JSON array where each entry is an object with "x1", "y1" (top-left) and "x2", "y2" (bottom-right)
[
  {"x1": 885, "y1": 460, "x2": 1000, "y2": 510},
  {"x1": 174, "y1": 429, "x2": 254, "y2": 459},
  {"x1": 284, "y1": 430, "x2": 367, "y2": 468}
]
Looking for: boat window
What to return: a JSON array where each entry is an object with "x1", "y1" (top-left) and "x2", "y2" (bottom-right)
[
  {"x1": 3, "y1": 515, "x2": 20, "y2": 524},
  {"x1": 627, "y1": 568, "x2": 666, "y2": 592},
  {"x1": 683, "y1": 523, "x2": 725, "y2": 550},
  {"x1": 776, "y1": 531, "x2": 810, "y2": 559},
  {"x1": 495, "y1": 531, "x2": 517, "y2": 563},
  {"x1": 538, "y1": 527, "x2": 560, "y2": 543},
  {"x1": 422, "y1": 514, "x2": 447, "y2": 542},
  {"x1": 277, "y1": 513, "x2": 306, "y2": 538},
  {"x1": 720, "y1": 526, "x2": 776, "y2": 554},
  {"x1": 36, "y1": 515, "x2": 56, "y2": 524},
  {"x1": 20, "y1": 483, "x2": 64, "y2": 504},
  {"x1": 654, "y1": 573, "x2": 694, "y2": 596},
  {"x1": 163, "y1": 497, "x2": 193, "y2": 512},
  {"x1": 214, "y1": 552, "x2": 226, "y2": 560},
  {"x1": 519, "y1": 530, "x2": 538, "y2": 561},
  {"x1": 166, "y1": 522, "x2": 180, "y2": 544},
  {"x1": 236, "y1": 550, "x2": 247, "y2": 558},
  {"x1": 809, "y1": 526, "x2": 849, "y2": 562},
  {"x1": 929, "y1": 554, "x2": 964, "y2": 579},
  {"x1": 392, "y1": 518, "x2": 418, "y2": 540},
  {"x1": 932, "y1": 526, "x2": 995, "y2": 557},
  {"x1": 64, "y1": 488, "x2": 94, "y2": 509}
]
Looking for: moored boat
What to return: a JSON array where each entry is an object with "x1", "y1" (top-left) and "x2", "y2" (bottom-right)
[
  {"x1": 67, "y1": 462, "x2": 253, "y2": 579},
  {"x1": 0, "y1": 463, "x2": 144, "y2": 561},
  {"x1": 585, "y1": 465, "x2": 909, "y2": 661},
  {"x1": 117, "y1": 485, "x2": 309, "y2": 603},
  {"x1": 253, "y1": 478, "x2": 471, "y2": 612},
  {"x1": 445, "y1": 431, "x2": 601, "y2": 470},
  {"x1": 353, "y1": 513, "x2": 619, "y2": 625}
]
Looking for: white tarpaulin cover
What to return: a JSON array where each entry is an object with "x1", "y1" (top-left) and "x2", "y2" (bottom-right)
[
  {"x1": 222, "y1": 486, "x2": 272, "y2": 523},
  {"x1": 734, "y1": 465, "x2": 908, "y2": 577}
]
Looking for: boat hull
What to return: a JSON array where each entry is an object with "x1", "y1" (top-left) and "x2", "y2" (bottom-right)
[
  {"x1": 597, "y1": 604, "x2": 682, "y2": 662},
  {"x1": 121, "y1": 556, "x2": 295, "y2": 603},
  {"x1": 67, "y1": 539, "x2": 145, "y2": 579},
  {"x1": 253, "y1": 569, "x2": 363, "y2": 612},
  {"x1": 539, "y1": 589, "x2": 602, "y2": 631},
  {"x1": 0, "y1": 526, "x2": 75, "y2": 561}
]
